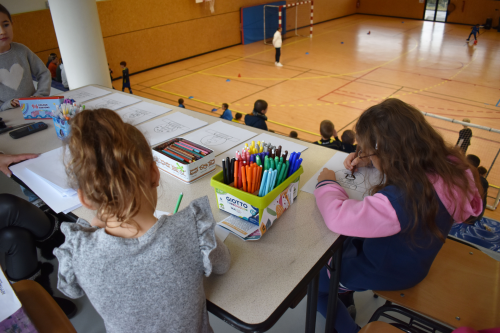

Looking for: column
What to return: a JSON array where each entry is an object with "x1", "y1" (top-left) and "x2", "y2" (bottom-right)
[{"x1": 48, "y1": 0, "x2": 111, "y2": 89}]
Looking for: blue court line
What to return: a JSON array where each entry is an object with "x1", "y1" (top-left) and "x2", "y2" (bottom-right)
[{"x1": 496, "y1": 99, "x2": 500, "y2": 107}]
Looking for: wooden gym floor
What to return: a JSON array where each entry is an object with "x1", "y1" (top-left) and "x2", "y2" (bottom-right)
[{"x1": 112, "y1": 14, "x2": 500, "y2": 219}]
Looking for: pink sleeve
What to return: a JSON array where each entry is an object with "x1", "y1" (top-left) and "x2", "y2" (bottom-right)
[{"x1": 314, "y1": 181, "x2": 401, "y2": 238}]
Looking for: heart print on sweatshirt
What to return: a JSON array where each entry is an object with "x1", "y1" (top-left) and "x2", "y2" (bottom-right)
[{"x1": 0, "y1": 63, "x2": 24, "y2": 91}]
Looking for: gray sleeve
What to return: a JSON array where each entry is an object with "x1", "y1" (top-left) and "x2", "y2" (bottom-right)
[
  {"x1": 53, "y1": 219, "x2": 93, "y2": 299},
  {"x1": 0, "y1": 100, "x2": 13, "y2": 111},
  {"x1": 25, "y1": 47, "x2": 51, "y2": 97},
  {"x1": 209, "y1": 235, "x2": 231, "y2": 275},
  {"x1": 190, "y1": 196, "x2": 231, "y2": 277}
]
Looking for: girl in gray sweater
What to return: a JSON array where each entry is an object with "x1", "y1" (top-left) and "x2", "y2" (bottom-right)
[
  {"x1": 54, "y1": 109, "x2": 231, "y2": 333},
  {"x1": 0, "y1": 5, "x2": 51, "y2": 111}
]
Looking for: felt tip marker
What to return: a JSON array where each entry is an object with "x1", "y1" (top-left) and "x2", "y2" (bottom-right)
[{"x1": 174, "y1": 192, "x2": 183, "y2": 213}]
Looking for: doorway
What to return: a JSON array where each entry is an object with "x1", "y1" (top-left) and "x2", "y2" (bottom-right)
[{"x1": 424, "y1": 0, "x2": 449, "y2": 22}]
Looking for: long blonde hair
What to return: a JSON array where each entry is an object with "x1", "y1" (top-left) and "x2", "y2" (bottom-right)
[{"x1": 65, "y1": 109, "x2": 155, "y2": 227}]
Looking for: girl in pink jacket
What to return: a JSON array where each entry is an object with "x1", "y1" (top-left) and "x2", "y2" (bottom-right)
[{"x1": 314, "y1": 99, "x2": 483, "y2": 332}]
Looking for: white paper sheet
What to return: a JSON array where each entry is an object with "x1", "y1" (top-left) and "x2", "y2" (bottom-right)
[
  {"x1": 301, "y1": 152, "x2": 382, "y2": 201},
  {"x1": 10, "y1": 148, "x2": 82, "y2": 214},
  {"x1": 0, "y1": 268, "x2": 22, "y2": 322},
  {"x1": 84, "y1": 93, "x2": 141, "y2": 111},
  {"x1": 154, "y1": 210, "x2": 171, "y2": 218},
  {"x1": 216, "y1": 132, "x2": 308, "y2": 166},
  {"x1": 115, "y1": 102, "x2": 173, "y2": 126},
  {"x1": 182, "y1": 121, "x2": 257, "y2": 156},
  {"x1": 63, "y1": 86, "x2": 111, "y2": 103},
  {"x1": 26, "y1": 148, "x2": 72, "y2": 190},
  {"x1": 136, "y1": 112, "x2": 208, "y2": 146}
]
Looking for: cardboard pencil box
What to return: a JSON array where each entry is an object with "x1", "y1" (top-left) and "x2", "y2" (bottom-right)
[
  {"x1": 18, "y1": 96, "x2": 64, "y2": 120},
  {"x1": 210, "y1": 166, "x2": 303, "y2": 241},
  {"x1": 152, "y1": 138, "x2": 216, "y2": 184}
]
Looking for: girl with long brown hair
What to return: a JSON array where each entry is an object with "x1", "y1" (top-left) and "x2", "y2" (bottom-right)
[
  {"x1": 314, "y1": 99, "x2": 483, "y2": 332},
  {"x1": 54, "y1": 109, "x2": 230, "y2": 333}
]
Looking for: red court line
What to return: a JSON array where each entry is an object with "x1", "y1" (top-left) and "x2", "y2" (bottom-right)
[
  {"x1": 317, "y1": 68, "x2": 380, "y2": 101},
  {"x1": 381, "y1": 67, "x2": 500, "y2": 90}
]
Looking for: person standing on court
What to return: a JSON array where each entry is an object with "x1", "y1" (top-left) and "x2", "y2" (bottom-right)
[
  {"x1": 245, "y1": 99, "x2": 269, "y2": 131},
  {"x1": 273, "y1": 27, "x2": 283, "y2": 67},
  {"x1": 456, "y1": 118, "x2": 472, "y2": 153},
  {"x1": 466, "y1": 24, "x2": 480, "y2": 42}
]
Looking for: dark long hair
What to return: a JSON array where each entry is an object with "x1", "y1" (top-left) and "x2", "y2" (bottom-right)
[
  {"x1": 355, "y1": 99, "x2": 480, "y2": 242},
  {"x1": 0, "y1": 5, "x2": 12, "y2": 22}
]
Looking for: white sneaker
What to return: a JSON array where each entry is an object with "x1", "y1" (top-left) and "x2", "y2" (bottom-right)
[
  {"x1": 275, "y1": 62, "x2": 278, "y2": 66},
  {"x1": 276, "y1": 62, "x2": 283, "y2": 67}
]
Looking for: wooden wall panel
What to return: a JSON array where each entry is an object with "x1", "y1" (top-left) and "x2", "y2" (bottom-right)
[
  {"x1": 357, "y1": 0, "x2": 425, "y2": 19},
  {"x1": 446, "y1": 0, "x2": 500, "y2": 25},
  {"x1": 287, "y1": 0, "x2": 356, "y2": 31},
  {"x1": 10, "y1": 0, "x2": 356, "y2": 77},
  {"x1": 11, "y1": 10, "x2": 58, "y2": 54},
  {"x1": 103, "y1": 11, "x2": 241, "y2": 75}
]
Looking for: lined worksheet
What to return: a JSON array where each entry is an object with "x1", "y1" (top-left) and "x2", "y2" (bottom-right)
[
  {"x1": 136, "y1": 112, "x2": 208, "y2": 146},
  {"x1": 182, "y1": 121, "x2": 257, "y2": 156},
  {"x1": 63, "y1": 86, "x2": 111, "y2": 103},
  {"x1": 84, "y1": 93, "x2": 141, "y2": 111},
  {"x1": 216, "y1": 132, "x2": 308, "y2": 166},
  {"x1": 115, "y1": 102, "x2": 173, "y2": 126}
]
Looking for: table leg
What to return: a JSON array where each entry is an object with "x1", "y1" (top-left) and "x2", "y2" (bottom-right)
[
  {"x1": 305, "y1": 273, "x2": 319, "y2": 333},
  {"x1": 325, "y1": 243, "x2": 343, "y2": 333}
]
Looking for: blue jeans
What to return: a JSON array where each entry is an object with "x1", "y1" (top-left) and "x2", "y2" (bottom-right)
[
  {"x1": 21, "y1": 186, "x2": 39, "y2": 203},
  {"x1": 318, "y1": 267, "x2": 360, "y2": 333}
]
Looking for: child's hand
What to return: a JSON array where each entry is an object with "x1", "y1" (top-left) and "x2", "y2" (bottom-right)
[
  {"x1": 332, "y1": 128, "x2": 338, "y2": 138},
  {"x1": 10, "y1": 99, "x2": 19, "y2": 108},
  {"x1": 344, "y1": 152, "x2": 370, "y2": 172},
  {"x1": 317, "y1": 168, "x2": 336, "y2": 182}
]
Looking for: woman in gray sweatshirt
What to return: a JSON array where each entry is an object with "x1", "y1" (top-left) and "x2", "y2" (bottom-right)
[
  {"x1": 0, "y1": 5, "x2": 51, "y2": 111},
  {"x1": 54, "y1": 109, "x2": 231, "y2": 333}
]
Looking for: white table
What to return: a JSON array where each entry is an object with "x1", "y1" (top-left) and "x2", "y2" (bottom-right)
[{"x1": 1, "y1": 85, "x2": 344, "y2": 332}]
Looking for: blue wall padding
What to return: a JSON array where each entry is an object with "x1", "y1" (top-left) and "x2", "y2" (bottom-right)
[{"x1": 241, "y1": 1, "x2": 286, "y2": 45}]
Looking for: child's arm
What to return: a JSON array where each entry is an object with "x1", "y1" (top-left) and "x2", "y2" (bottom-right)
[
  {"x1": 27, "y1": 49, "x2": 51, "y2": 97},
  {"x1": 209, "y1": 235, "x2": 231, "y2": 275},
  {"x1": 314, "y1": 181, "x2": 401, "y2": 238}
]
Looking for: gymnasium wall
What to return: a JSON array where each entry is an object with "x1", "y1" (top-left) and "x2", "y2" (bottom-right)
[
  {"x1": 9, "y1": 0, "x2": 357, "y2": 77},
  {"x1": 446, "y1": 0, "x2": 500, "y2": 25},
  {"x1": 356, "y1": 0, "x2": 425, "y2": 19}
]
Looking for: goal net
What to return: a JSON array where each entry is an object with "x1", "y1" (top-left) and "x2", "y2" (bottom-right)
[{"x1": 263, "y1": 1, "x2": 314, "y2": 45}]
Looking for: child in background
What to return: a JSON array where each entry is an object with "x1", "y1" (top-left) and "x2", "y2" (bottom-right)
[
  {"x1": 178, "y1": 98, "x2": 185, "y2": 108},
  {"x1": 48, "y1": 54, "x2": 58, "y2": 79},
  {"x1": 273, "y1": 27, "x2": 283, "y2": 67},
  {"x1": 233, "y1": 112, "x2": 243, "y2": 123},
  {"x1": 315, "y1": 99, "x2": 482, "y2": 332},
  {"x1": 313, "y1": 120, "x2": 341, "y2": 150},
  {"x1": 466, "y1": 24, "x2": 480, "y2": 42},
  {"x1": 0, "y1": 5, "x2": 51, "y2": 111},
  {"x1": 45, "y1": 52, "x2": 56, "y2": 68},
  {"x1": 54, "y1": 109, "x2": 231, "y2": 333},
  {"x1": 289, "y1": 131, "x2": 298, "y2": 139},
  {"x1": 339, "y1": 130, "x2": 357, "y2": 153},
  {"x1": 245, "y1": 99, "x2": 269, "y2": 131},
  {"x1": 457, "y1": 118, "x2": 472, "y2": 153},
  {"x1": 220, "y1": 103, "x2": 233, "y2": 121},
  {"x1": 60, "y1": 61, "x2": 68, "y2": 89},
  {"x1": 55, "y1": 58, "x2": 62, "y2": 82},
  {"x1": 120, "y1": 61, "x2": 132, "y2": 94}
]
